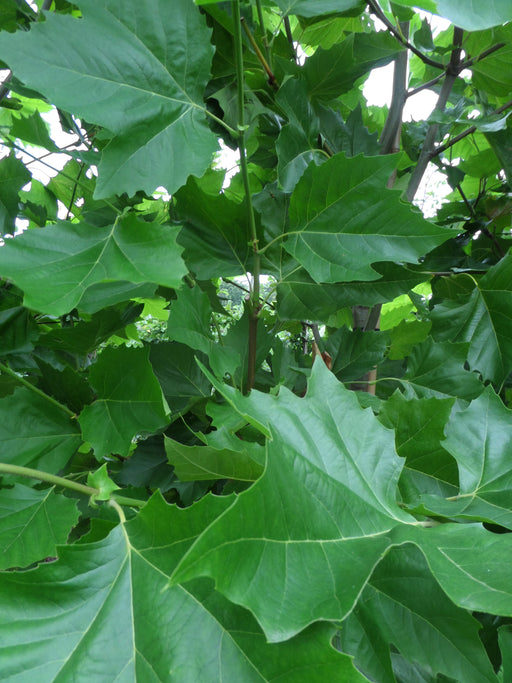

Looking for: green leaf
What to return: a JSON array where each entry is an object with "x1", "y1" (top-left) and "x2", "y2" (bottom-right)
[
  {"x1": 0, "y1": 492, "x2": 364, "y2": 682},
  {"x1": 403, "y1": 337, "x2": 484, "y2": 401},
  {"x1": 0, "y1": 0, "x2": 219, "y2": 197},
  {"x1": 391, "y1": 0, "x2": 512, "y2": 30},
  {"x1": 304, "y1": 32, "x2": 403, "y2": 102},
  {"x1": 9, "y1": 111, "x2": 58, "y2": 150},
  {"x1": 165, "y1": 426, "x2": 264, "y2": 481},
  {"x1": 79, "y1": 346, "x2": 170, "y2": 459},
  {"x1": 0, "y1": 485, "x2": 79, "y2": 570},
  {"x1": 0, "y1": 216, "x2": 186, "y2": 316},
  {"x1": 379, "y1": 392, "x2": 458, "y2": 486},
  {"x1": 499, "y1": 625, "x2": 512, "y2": 679},
  {"x1": 0, "y1": 387, "x2": 81, "y2": 474},
  {"x1": 0, "y1": 307, "x2": 37, "y2": 356},
  {"x1": 271, "y1": 0, "x2": 365, "y2": 17},
  {"x1": 325, "y1": 327, "x2": 388, "y2": 383},
  {"x1": 340, "y1": 545, "x2": 498, "y2": 683},
  {"x1": 431, "y1": 253, "x2": 512, "y2": 385},
  {"x1": 277, "y1": 264, "x2": 427, "y2": 322},
  {"x1": 167, "y1": 285, "x2": 240, "y2": 379},
  {"x1": 172, "y1": 361, "x2": 412, "y2": 641},
  {"x1": 401, "y1": 523, "x2": 512, "y2": 618},
  {"x1": 284, "y1": 154, "x2": 451, "y2": 283},
  {"x1": 0, "y1": 153, "x2": 30, "y2": 235},
  {"x1": 148, "y1": 341, "x2": 212, "y2": 415},
  {"x1": 441, "y1": 387, "x2": 512, "y2": 529},
  {"x1": 176, "y1": 177, "x2": 252, "y2": 279},
  {"x1": 275, "y1": 79, "x2": 325, "y2": 191},
  {"x1": 87, "y1": 463, "x2": 120, "y2": 503}
]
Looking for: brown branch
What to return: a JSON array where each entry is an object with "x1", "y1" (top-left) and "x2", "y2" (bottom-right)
[
  {"x1": 406, "y1": 26, "x2": 464, "y2": 201},
  {"x1": 241, "y1": 17, "x2": 279, "y2": 91},
  {"x1": 367, "y1": 0, "x2": 444, "y2": 70},
  {"x1": 460, "y1": 42, "x2": 506, "y2": 70},
  {"x1": 430, "y1": 97, "x2": 512, "y2": 159},
  {"x1": 406, "y1": 73, "x2": 444, "y2": 99}
]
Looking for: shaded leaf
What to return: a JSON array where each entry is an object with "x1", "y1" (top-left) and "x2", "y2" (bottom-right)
[
  {"x1": 148, "y1": 341, "x2": 211, "y2": 415},
  {"x1": 176, "y1": 177, "x2": 252, "y2": 279},
  {"x1": 340, "y1": 545, "x2": 497, "y2": 683},
  {"x1": 0, "y1": 153, "x2": 30, "y2": 235},
  {"x1": 79, "y1": 346, "x2": 170, "y2": 459},
  {"x1": 0, "y1": 387, "x2": 80, "y2": 474},
  {"x1": 0, "y1": 485, "x2": 79, "y2": 570},
  {"x1": 402, "y1": 337, "x2": 484, "y2": 401},
  {"x1": 442, "y1": 387, "x2": 512, "y2": 529},
  {"x1": 430, "y1": 253, "x2": 512, "y2": 385},
  {"x1": 165, "y1": 426, "x2": 264, "y2": 481},
  {"x1": 277, "y1": 264, "x2": 427, "y2": 322}
]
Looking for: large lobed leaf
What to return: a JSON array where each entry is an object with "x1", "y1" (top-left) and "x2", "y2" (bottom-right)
[
  {"x1": 0, "y1": 493, "x2": 365, "y2": 682},
  {"x1": 0, "y1": 0, "x2": 219, "y2": 197},
  {"x1": 391, "y1": 0, "x2": 512, "y2": 31},
  {"x1": 284, "y1": 154, "x2": 453, "y2": 283},
  {"x1": 0, "y1": 216, "x2": 187, "y2": 316}
]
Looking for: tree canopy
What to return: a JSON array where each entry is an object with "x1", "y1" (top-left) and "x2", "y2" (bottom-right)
[{"x1": 1, "y1": 0, "x2": 512, "y2": 680}]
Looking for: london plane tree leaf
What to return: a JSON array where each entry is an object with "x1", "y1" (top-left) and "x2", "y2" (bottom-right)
[
  {"x1": 3, "y1": 0, "x2": 512, "y2": 677},
  {"x1": 0, "y1": 216, "x2": 187, "y2": 316},
  {"x1": 284, "y1": 154, "x2": 453, "y2": 283},
  {"x1": 0, "y1": 0, "x2": 219, "y2": 198},
  {"x1": 0, "y1": 492, "x2": 366, "y2": 682}
]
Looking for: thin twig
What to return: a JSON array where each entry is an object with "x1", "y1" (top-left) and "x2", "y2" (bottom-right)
[
  {"x1": 407, "y1": 26, "x2": 464, "y2": 201},
  {"x1": 283, "y1": 16, "x2": 297, "y2": 64},
  {"x1": 406, "y1": 73, "x2": 444, "y2": 99},
  {"x1": 460, "y1": 42, "x2": 506, "y2": 70},
  {"x1": 430, "y1": 97, "x2": 512, "y2": 159},
  {"x1": 241, "y1": 17, "x2": 278, "y2": 91},
  {"x1": 367, "y1": 0, "x2": 444, "y2": 70}
]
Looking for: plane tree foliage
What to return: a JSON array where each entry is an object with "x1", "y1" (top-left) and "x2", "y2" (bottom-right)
[{"x1": 1, "y1": 0, "x2": 512, "y2": 680}]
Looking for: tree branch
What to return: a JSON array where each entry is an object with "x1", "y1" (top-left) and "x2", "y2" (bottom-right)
[
  {"x1": 406, "y1": 26, "x2": 464, "y2": 202},
  {"x1": 367, "y1": 0, "x2": 444, "y2": 70},
  {"x1": 429, "y1": 97, "x2": 512, "y2": 159},
  {"x1": 232, "y1": 0, "x2": 260, "y2": 393}
]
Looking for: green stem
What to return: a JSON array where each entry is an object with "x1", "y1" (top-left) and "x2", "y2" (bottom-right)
[
  {"x1": 232, "y1": 0, "x2": 260, "y2": 393},
  {"x1": 0, "y1": 361, "x2": 75, "y2": 418},
  {"x1": 255, "y1": 0, "x2": 272, "y2": 66},
  {"x1": 0, "y1": 463, "x2": 147, "y2": 508},
  {"x1": 0, "y1": 463, "x2": 97, "y2": 496}
]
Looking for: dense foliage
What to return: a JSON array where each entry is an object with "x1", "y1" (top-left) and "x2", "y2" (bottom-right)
[{"x1": 1, "y1": 0, "x2": 512, "y2": 679}]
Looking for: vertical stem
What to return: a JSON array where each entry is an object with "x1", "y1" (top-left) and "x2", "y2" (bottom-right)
[
  {"x1": 350, "y1": 23, "x2": 409, "y2": 395},
  {"x1": 232, "y1": 0, "x2": 260, "y2": 393},
  {"x1": 406, "y1": 27, "x2": 464, "y2": 202},
  {"x1": 255, "y1": 0, "x2": 272, "y2": 66}
]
